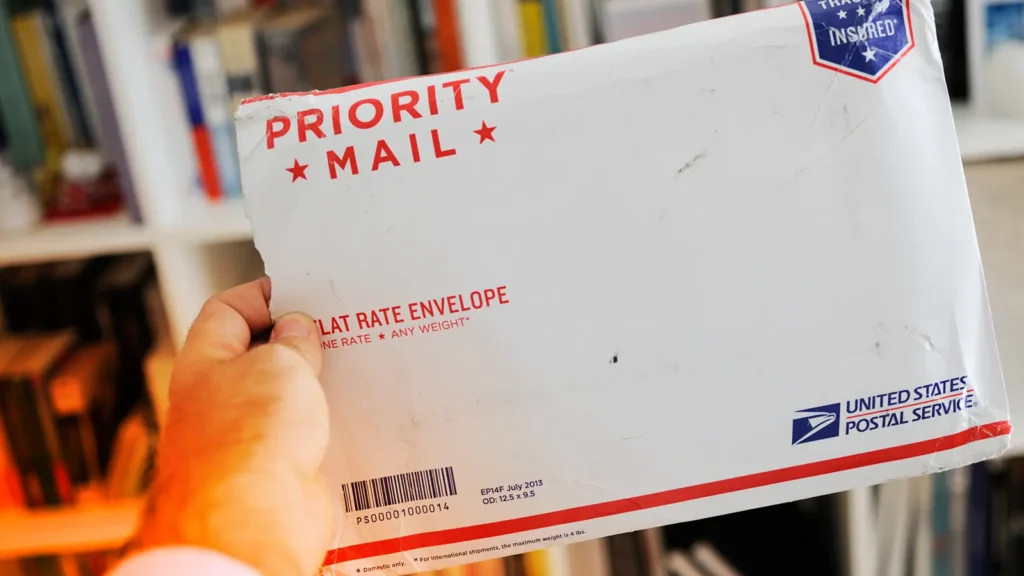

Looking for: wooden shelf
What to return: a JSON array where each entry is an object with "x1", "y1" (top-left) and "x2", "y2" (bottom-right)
[
  {"x1": 0, "y1": 498, "x2": 143, "y2": 560},
  {"x1": 0, "y1": 213, "x2": 151, "y2": 268}
]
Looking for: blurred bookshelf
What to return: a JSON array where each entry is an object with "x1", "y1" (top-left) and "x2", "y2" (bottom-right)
[
  {"x1": 0, "y1": 0, "x2": 1021, "y2": 575},
  {"x1": 0, "y1": 213, "x2": 150, "y2": 268}
]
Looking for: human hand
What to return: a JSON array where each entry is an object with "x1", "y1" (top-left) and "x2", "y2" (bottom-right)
[{"x1": 134, "y1": 278, "x2": 332, "y2": 576}]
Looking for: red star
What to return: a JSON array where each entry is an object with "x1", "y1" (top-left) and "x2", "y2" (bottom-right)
[
  {"x1": 473, "y1": 121, "x2": 496, "y2": 144},
  {"x1": 378, "y1": 333, "x2": 386, "y2": 340},
  {"x1": 286, "y1": 159, "x2": 308, "y2": 182}
]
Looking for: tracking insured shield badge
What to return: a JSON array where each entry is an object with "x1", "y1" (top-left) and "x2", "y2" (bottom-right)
[{"x1": 799, "y1": 0, "x2": 915, "y2": 83}]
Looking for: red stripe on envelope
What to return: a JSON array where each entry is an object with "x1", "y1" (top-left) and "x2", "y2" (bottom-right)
[{"x1": 325, "y1": 420, "x2": 1011, "y2": 566}]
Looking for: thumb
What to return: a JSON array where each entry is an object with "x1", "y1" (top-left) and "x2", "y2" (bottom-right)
[{"x1": 269, "y1": 312, "x2": 323, "y2": 376}]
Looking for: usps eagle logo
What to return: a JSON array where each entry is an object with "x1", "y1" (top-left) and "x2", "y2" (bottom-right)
[
  {"x1": 792, "y1": 404, "x2": 841, "y2": 445},
  {"x1": 799, "y1": 0, "x2": 915, "y2": 83}
]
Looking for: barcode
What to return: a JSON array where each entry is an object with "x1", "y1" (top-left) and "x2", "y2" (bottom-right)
[{"x1": 341, "y1": 466, "x2": 457, "y2": 513}]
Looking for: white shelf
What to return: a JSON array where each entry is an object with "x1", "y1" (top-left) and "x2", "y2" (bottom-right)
[
  {"x1": 0, "y1": 497, "x2": 143, "y2": 560},
  {"x1": 0, "y1": 201, "x2": 256, "y2": 269},
  {"x1": 156, "y1": 198, "x2": 253, "y2": 245},
  {"x1": 953, "y1": 106, "x2": 1024, "y2": 163},
  {"x1": 0, "y1": 213, "x2": 152, "y2": 268}
]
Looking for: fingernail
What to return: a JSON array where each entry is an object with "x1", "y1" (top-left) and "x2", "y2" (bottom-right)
[{"x1": 271, "y1": 313, "x2": 312, "y2": 341}]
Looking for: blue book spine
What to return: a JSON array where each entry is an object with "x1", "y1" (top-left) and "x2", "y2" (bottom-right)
[
  {"x1": 541, "y1": 0, "x2": 562, "y2": 53},
  {"x1": 209, "y1": 121, "x2": 241, "y2": 198},
  {"x1": 172, "y1": 41, "x2": 223, "y2": 200}
]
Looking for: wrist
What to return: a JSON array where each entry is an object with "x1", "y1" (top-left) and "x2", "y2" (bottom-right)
[{"x1": 135, "y1": 467, "x2": 317, "y2": 576}]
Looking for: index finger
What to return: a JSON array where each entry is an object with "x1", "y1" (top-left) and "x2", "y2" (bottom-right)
[{"x1": 179, "y1": 277, "x2": 273, "y2": 366}]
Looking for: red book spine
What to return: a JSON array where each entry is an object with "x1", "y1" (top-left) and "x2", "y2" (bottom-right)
[{"x1": 433, "y1": 0, "x2": 463, "y2": 72}]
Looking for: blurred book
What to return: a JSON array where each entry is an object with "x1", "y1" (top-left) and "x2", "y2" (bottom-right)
[
  {"x1": 1004, "y1": 458, "x2": 1024, "y2": 574},
  {"x1": 541, "y1": 0, "x2": 562, "y2": 53},
  {"x1": 559, "y1": 0, "x2": 594, "y2": 50},
  {"x1": 52, "y1": 0, "x2": 101, "y2": 149},
  {"x1": 95, "y1": 255, "x2": 157, "y2": 437},
  {"x1": 434, "y1": 0, "x2": 464, "y2": 69},
  {"x1": 73, "y1": 11, "x2": 141, "y2": 221},
  {"x1": 10, "y1": 8, "x2": 74, "y2": 180},
  {"x1": 0, "y1": 331, "x2": 77, "y2": 507},
  {"x1": 519, "y1": 0, "x2": 548, "y2": 56},
  {"x1": 258, "y1": 5, "x2": 353, "y2": 93},
  {"x1": 664, "y1": 550, "x2": 702, "y2": 576},
  {"x1": 0, "y1": 0, "x2": 45, "y2": 174},
  {"x1": 967, "y1": 463, "x2": 990, "y2": 576},
  {"x1": 105, "y1": 408, "x2": 156, "y2": 498},
  {"x1": 49, "y1": 343, "x2": 117, "y2": 488},
  {"x1": 216, "y1": 8, "x2": 267, "y2": 111},
  {"x1": 933, "y1": 0, "x2": 968, "y2": 101},
  {"x1": 599, "y1": 0, "x2": 711, "y2": 43},
  {"x1": 182, "y1": 23, "x2": 242, "y2": 198},
  {"x1": 640, "y1": 529, "x2": 667, "y2": 576},
  {"x1": 607, "y1": 533, "x2": 647, "y2": 576},
  {"x1": 568, "y1": 538, "x2": 611, "y2": 576},
  {"x1": 0, "y1": 337, "x2": 26, "y2": 510},
  {"x1": 364, "y1": 0, "x2": 418, "y2": 79},
  {"x1": 467, "y1": 558, "x2": 507, "y2": 575},
  {"x1": 690, "y1": 541, "x2": 741, "y2": 576},
  {"x1": 150, "y1": 17, "x2": 203, "y2": 200},
  {"x1": 172, "y1": 33, "x2": 224, "y2": 201},
  {"x1": 949, "y1": 467, "x2": 970, "y2": 576},
  {"x1": 504, "y1": 554, "x2": 526, "y2": 576},
  {"x1": 143, "y1": 337, "x2": 174, "y2": 430},
  {"x1": 214, "y1": 0, "x2": 251, "y2": 18},
  {"x1": 494, "y1": 0, "x2": 524, "y2": 60},
  {"x1": 38, "y1": 0, "x2": 91, "y2": 145},
  {"x1": 523, "y1": 546, "x2": 571, "y2": 576}
]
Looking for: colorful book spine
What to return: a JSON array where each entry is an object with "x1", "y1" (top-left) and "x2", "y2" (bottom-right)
[
  {"x1": 10, "y1": 9, "x2": 71, "y2": 173},
  {"x1": 540, "y1": 0, "x2": 562, "y2": 53},
  {"x1": 215, "y1": 13, "x2": 264, "y2": 112},
  {"x1": 523, "y1": 547, "x2": 570, "y2": 576},
  {"x1": 504, "y1": 555, "x2": 526, "y2": 576},
  {"x1": 41, "y1": 0, "x2": 90, "y2": 145},
  {"x1": 0, "y1": 0, "x2": 45, "y2": 173},
  {"x1": 172, "y1": 41, "x2": 224, "y2": 201},
  {"x1": 53, "y1": 0, "x2": 103, "y2": 150},
  {"x1": 558, "y1": 0, "x2": 593, "y2": 50},
  {"x1": 75, "y1": 13, "x2": 141, "y2": 221},
  {"x1": 494, "y1": 0, "x2": 524, "y2": 61},
  {"x1": 567, "y1": 539, "x2": 611, "y2": 576},
  {"x1": 0, "y1": 374, "x2": 70, "y2": 506},
  {"x1": 407, "y1": 0, "x2": 430, "y2": 74},
  {"x1": 188, "y1": 31, "x2": 241, "y2": 198},
  {"x1": 433, "y1": 0, "x2": 463, "y2": 71},
  {"x1": 25, "y1": 11, "x2": 76, "y2": 143},
  {"x1": 519, "y1": 0, "x2": 548, "y2": 57}
]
